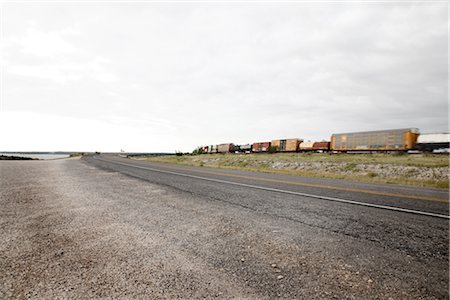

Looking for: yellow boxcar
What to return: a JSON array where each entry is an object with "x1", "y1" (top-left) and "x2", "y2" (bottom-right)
[
  {"x1": 271, "y1": 138, "x2": 303, "y2": 152},
  {"x1": 330, "y1": 128, "x2": 419, "y2": 151}
]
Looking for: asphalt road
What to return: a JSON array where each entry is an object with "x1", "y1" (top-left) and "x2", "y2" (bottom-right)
[
  {"x1": 1, "y1": 155, "x2": 448, "y2": 299},
  {"x1": 91, "y1": 155, "x2": 449, "y2": 218}
]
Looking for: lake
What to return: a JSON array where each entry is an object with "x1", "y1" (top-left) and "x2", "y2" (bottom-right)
[{"x1": 0, "y1": 153, "x2": 70, "y2": 160}]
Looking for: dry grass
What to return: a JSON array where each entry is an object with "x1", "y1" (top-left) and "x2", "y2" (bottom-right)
[{"x1": 135, "y1": 153, "x2": 449, "y2": 189}]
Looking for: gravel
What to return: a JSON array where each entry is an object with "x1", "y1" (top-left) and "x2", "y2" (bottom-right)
[{"x1": 0, "y1": 158, "x2": 448, "y2": 299}]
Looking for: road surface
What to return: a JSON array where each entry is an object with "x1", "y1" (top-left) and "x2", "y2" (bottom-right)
[{"x1": 1, "y1": 155, "x2": 448, "y2": 299}]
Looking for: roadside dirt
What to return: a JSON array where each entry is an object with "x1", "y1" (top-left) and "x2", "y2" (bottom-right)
[{"x1": 0, "y1": 158, "x2": 447, "y2": 299}]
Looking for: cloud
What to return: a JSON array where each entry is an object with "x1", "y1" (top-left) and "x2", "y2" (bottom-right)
[
  {"x1": 1, "y1": 3, "x2": 447, "y2": 151},
  {"x1": 8, "y1": 57, "x2": 117, "y2": 84},
  {"x1": 3, "y1": 21, "x2": 117, "y2": 84},
  {"x1": 16, "y1": 25, "x2": 80, "y2": 57}
]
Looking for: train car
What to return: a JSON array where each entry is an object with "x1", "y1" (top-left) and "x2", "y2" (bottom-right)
[
  {"x1": 312, "y1": 141, "x2": 330, "y2": 151},
  {"x1": 415, "y1": 133, "x2": 450, "y2": 152},
  {"x1": 271, "y1": 139, "x2": 303, "y2": 152},
  {"x1": 299, "y1": 141, "x2": 315, "y2": 151},
  {"x1": 208, "y1": 145, "x2": 218, "y2": 154},
  {"x1": 239, "y1": 144, "x2": 252, "y2": 153},
  {"x1": 331, "y1": 128, "x2": 419, "y2": 152},
  {"x1": 218, "y1": 143, "x2": 234, "y2": 153},
  {"x1": 252, "y1": 142, "x2": 271, "y2": 153},
  {"x1": 299, "y1": 141, "x2": 330, "y2": 152}
]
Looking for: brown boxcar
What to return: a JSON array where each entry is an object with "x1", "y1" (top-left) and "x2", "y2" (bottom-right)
[
  {"x1": 252, "y1": 142, "x2": 271, "y2": 152},
  {"x1": 331, "y1": 129, "x2": 419, "y2": 151},
  {"x1": 312, "y1": 141, "x2": 330, "y2": 151},
  {"x1": 271, "y1": 139, "x2": 302, "y2": 152},
  {"x1": 218, "y1": 143, "x2": 234, "y2": 153}
]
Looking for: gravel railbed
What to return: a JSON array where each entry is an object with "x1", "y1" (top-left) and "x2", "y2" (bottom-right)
[{"x1": 186, "y1": 156, "x2": 448, "y2": 182}]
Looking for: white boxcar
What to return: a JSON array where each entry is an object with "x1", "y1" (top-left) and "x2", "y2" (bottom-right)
[
  {"x1": 416, "y1": 133, "x2": 450, "y2": 152},
  {"x1": 417, "y1": 133, "x2": 450, "y2": 143}
]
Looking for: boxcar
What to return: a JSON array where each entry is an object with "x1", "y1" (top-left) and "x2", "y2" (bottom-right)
[
  {"x1": 271, "y1": 139, "x2": 303, "y2": 152},
  {"x1": 300, "y1": 141, "x2": 330, "y2": 151},
  {"x1": 218, "y1": 143, "x2": 234, "y2": 153},
  {"x1": 239, "y1": 144, "x2": 252, "y2": 153},
  {"x1": 331, "y1": 128, "x2": 419, "y2": 152},
  {"x1": 312, "y1": 141, "x2": 330, "y2": 151},
  {"x1": 252, "y1": 142, "x2": 271, "y2": 153},
  {"x1": 299, "y1": 141, "x2": 315, "y2": 151},
  {"x1": 415, "y1": 133, "x2": 450, "y2": 152}
]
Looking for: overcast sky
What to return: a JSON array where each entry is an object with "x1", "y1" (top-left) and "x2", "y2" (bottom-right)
[{"x1": 0, "y1": 2, "x2": 447, "y2": 152}]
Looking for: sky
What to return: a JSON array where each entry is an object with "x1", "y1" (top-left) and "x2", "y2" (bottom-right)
[{"x1": 0, "y1": 2, "x2": 448, "y2": 152}]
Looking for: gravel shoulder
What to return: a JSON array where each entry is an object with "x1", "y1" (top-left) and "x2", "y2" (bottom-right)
[{"x1": 0, "y1": 158, "x2": 448, "y2": 299}]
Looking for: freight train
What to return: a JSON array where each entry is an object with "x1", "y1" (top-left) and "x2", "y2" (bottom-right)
[{"x1": 196, "y1": 129, "x2": 450, "y2": 154}]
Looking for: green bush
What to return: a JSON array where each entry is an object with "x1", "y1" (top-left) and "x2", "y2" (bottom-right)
[
  {"x1": 192, "y1": 148, "x2": 207, "y2": 155},
  {"x1": 267, "y1": 146, "x2": 278, "y2": 154}
]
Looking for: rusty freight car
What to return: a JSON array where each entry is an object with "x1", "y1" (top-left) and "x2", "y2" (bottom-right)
[
  {"x1": 331, "y1": 128, "x2": 419, "y2": 152},
  {"x1": 252, "y1": 142, "x2": 271, "y2": 153},
  {"x1": 312, "y1": 141, "x2": 330, "y2": 151}
]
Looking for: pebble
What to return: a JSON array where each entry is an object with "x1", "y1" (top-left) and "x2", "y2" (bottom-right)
[
  {"x1": 240, "y1": 258, "x2": 245, "y2": 262},
  {"x1": 277, "y1": 275, "x2": 284, "y2": 280},
  {"x1": 271, "y1": 264, "x2": 277, "y2": 268}
]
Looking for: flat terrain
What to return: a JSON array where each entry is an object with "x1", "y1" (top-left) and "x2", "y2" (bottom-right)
[
  {"x1": 0, "y1": 156, "x2": 448, "y2": 299},
  {"x1": 138, "y1": 153, "x2": 449, "y2": 188}
]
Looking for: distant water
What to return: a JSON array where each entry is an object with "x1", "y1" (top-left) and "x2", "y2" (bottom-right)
[{"x1": 0, "y1": 153, "x2": 70, "y2": 160}]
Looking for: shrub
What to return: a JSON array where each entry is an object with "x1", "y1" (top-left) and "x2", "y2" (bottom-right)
[
  {"x1": 267, "y1": 146, "x2": 278, "y2": 154},
  {"x1": 192, "y1": 148, "x2": 207, "y2": 155}
]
